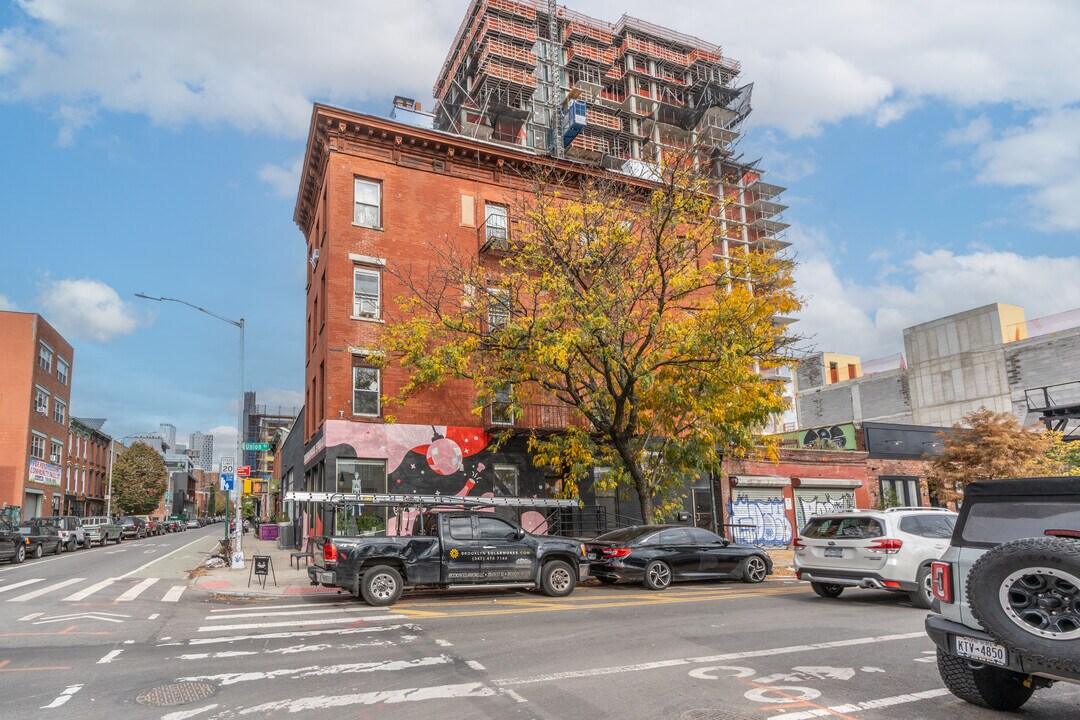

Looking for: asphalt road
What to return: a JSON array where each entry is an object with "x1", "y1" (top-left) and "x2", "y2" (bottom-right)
[{"x1": 3, "y1": 541, "x2": 1079, "y2": 719}]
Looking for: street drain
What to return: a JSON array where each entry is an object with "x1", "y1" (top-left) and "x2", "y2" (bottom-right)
[
  {"x1": 680, "y1": 710, "x2": 756, "y2": 720},
  {"x1": 136, "y1": 682, "x2": 218, "y2": 707}
]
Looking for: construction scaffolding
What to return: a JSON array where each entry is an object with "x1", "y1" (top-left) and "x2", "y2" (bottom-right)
[{"x1": 433, "y1": 0, "x2": 787, "y2": 253}]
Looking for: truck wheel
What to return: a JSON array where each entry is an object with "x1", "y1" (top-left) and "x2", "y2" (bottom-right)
[
  {"x1": 361, "y1": 565, "x2": 403, "y2": 606},
  {"x1": 811, "y1": 582, "x2": 844, "y2": 598},
  {"x1": 54, "y1": 540, "x2": 63, "y2": 555},
  {"x1": 67, "y1": 538, "x2": 77, "y2": 553},
  {"x1": 910, "y1": 566, "x2": 933, "y2": 609},
  {"x1": 541, "y1": 560, "x2": 576, "y2": 597},
  {"x1": 936, "y1": 648, "x2": 1034, "y2": 711},
  {"x1": 643, "y1": 560, "x2": 672, "y2": 591},
  {"x1": 12, "y1": 544, "x2": 26, "y2": 564},
  {"x1": 31, "y1": 543, "x2": 43, "y2": 559},
  {"x1": 967, "y1": 537, "x2": 1080, "y2": 673}
]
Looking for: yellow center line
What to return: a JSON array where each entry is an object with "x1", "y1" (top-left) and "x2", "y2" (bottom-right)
[{"x1": 393, "y1": 586, "x2": 807, "y2": 619}]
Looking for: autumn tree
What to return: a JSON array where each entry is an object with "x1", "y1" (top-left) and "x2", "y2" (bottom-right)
[
  {"x1": 927, "y1": 409, "x2": 1063, "y2": 503},
  {"x1": 382, "y1": 147, "x2": 800, "y2": 521},
  {"x1": 112, "y1": 442, "x2": 169, "y2": 515}
]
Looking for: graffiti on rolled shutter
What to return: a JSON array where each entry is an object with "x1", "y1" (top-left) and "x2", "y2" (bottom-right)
[
  {"x1": 727, "y1": 487, "x2": 792, "y2": 547},
  {"x1": 793, "y1": 489, "x2": 855, "y2": 531}
]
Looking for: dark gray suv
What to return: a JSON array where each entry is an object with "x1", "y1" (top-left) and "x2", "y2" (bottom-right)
[{"x1": 925, "y1": 476, "x2": 1080, "y2": 711}]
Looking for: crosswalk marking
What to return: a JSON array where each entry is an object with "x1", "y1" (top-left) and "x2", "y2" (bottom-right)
[
  {"x1": 198, "y1": 614, "x2": 406, "y2": 632},
  {"x1": 63, "y1": 577, "x2": 116, "y2": 601},
  {"x1": 116, "y1": 577, "x2": 159, "y2": 602},
  {"x1": 161, "y1": 586, "x2": 186, "y2": 603},
  {"x1": 8, "y1": 578, "x2": 85, "y2": 602},
  {"x1": 204, "y1": 606, "x2": 385, "y2": 620},
  {"x1": 0, "y1": 578, "x2": 44, "y2": 595}
]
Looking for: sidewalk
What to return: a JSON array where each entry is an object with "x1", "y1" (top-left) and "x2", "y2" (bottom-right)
[
  {"x1": 190, "y1": 535, "x2": 345, "y2": 599},
  {"x1": 765, "y1": 548, "x2": 795, "y2": 578}
]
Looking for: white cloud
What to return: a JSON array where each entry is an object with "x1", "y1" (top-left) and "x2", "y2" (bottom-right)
[
  {"x1": 792, "y1": 226, "x2": 1080, "y2": 359},
  {"x1": 207, "y1": 424, "x2": 238, "y2": 472},
  {"x1": 258, "y1": 157, "x2": 303, "y2": 198},
  {"x1": 38, "y1": 278, "x2": 139, "y2": 341},
  {"x1": 53, "y1": 103, "x2": 95, "y2": 146},
  {"x1": 946, "y1": 115, "x2": 993, "y2": 146},
  {"x1": 256, "y1": 388, "x2": 304, "y2": 410},
  {"x1": 0, "y1": 294, "x2": 17, "y2": 310}
]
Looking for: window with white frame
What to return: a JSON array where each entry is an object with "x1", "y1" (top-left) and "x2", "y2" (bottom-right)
[
  {"x1": 352, "y1": 366, "x2": 380, "y2": 417},
  {"x1": 353, "y1": 268, "x2": 381, "y2": 319},
  {"x1": 493, "y1": 464, "x2": 519, "y2": 496},
  {"x1": 353, "y1": 178, "x2": 381, "y2": 228},
  {"x1": 34, "y1": 387, "x2": 49, "y2": 415},
  {"x1": 38, "y1": 342, "x2": 53, "y2": 372},
  {"x1": 490, "y1": 383, "x2": 514, "y2": 426},
  {"x1": 30, "y1": 434, "x2": 46, "y2": 460},
  {"x1": 484, "y1": 203, "x2": 508, "y2": 246},
  {"x1": 57, "y1": 358, "x2": 69, "y2": 385},
  {"x1": 53, "y1": 399, "x2": 66, "y2": 425},
  {"x1": 50, "y1": 440, "x2": 63, "y2": 464},
  {"x1": 486, "y1": 288, "x2": 510, "y2": 330}
]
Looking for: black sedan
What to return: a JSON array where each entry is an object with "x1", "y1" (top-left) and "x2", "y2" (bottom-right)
[
  {"x1": 17, "y1": 522, "x2": 63, "y2": 558},
  {"x1": 585, "y1": 525, "x2": 772, "y2": 590}
]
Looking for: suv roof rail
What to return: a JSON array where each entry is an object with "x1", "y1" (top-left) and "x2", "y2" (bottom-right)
[{"x1": 882, "y1": 506, "x2": 952, "y2": 513}]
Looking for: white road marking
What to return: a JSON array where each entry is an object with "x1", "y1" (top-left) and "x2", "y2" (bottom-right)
[
  {"x1": 62, "y1": 577, "x2": 115, "y2": 601},
  {"x1": 116, "y1": 577, "x2": 159, "y2": 601},
  {"x1": 203, "y1": 606, "x2": 384, "y2": 620},
  {"x1": 97, "y1": 649, "x2": 123, "y2": 664},
  {"x1": 144, "y1": 549, "x2": 157, "y2": 554},
  {"x1": 501, "y1": 688, "x2": 529, "y2": 704},
  {"x1": 148, "y1": 613, "x2": 160, "y2": 620},
  {"x1": 466, "y1": 660, "x2": 487, "y2": 671},
  {"x1": 40, "y1": 684, "x2": 83, "y2": 709},
  {"x1": 861, "y1": 667, "x2": 885, "y2": 673},
  {"x1": 18, "y1": 612, "x2": 43, "y2": 622},
  {"x1": 8, "y1": 577, "x2": 84, "y2": 602},
  {"x1": 435, "y1": 639, "x2": 453, "y2": 647},
  {"x1": 746, "y1": 685, "x2": 821, "y2": 703},
  {"x1": 767, "y1": 688, "x2": 953, "y2": 719},
  {"x1": 0, "y1": 578, "x2": 44, "y2": 595},
  {"x1": 185, "y1": 623, "x2": 418, "y2": 646},
  {"x1": 180, "y1": 655, "x2": 452, "y2": 687},
  {"x1": 34, "y1": 611, "x2": 129, "y2": 624},
  {"x1": 494, "y1": 632, "x2": 927, "y2": 687},
  {"x1": 160, "y1": 703, "x2": 219, "y2": 720},
  {"x1": 690, "y1": 666, "x2": 756, "y2": 680},
  {"x1": 210, "y1": 601, "x2": 354, "y2": 612},
  {"x1": 178, "y1": 651, "x2": 259, "y2": 660},
  {"x1": 792, "y1": 666, "x2": 856, "y2": 681},
  {"x1": 118, "y1": 534, "x2": 212, "y2": 579},
  {"x1": 224, "y1": 683, "x2": 496, "y2": 714},
  {"x1": 197, "y1": 614, "x2": 404, "y2": 632},
  {"x1": 162, "y1": 586, "x2": 186, "y2": 602}
]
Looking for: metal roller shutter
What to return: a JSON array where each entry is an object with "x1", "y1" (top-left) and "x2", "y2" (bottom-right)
[
  {"x1": 793, "y1": 488, "x2": 856, "y2": 531},
  {"x1": 727, "y1": 486, "x2": 792, "y2": 547}
]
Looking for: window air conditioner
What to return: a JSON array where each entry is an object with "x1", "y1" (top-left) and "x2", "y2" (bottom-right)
[
  {"x1": 310, "y1": 248, "x2": 320, "y2": 269},
  {"x1": 36, "y1": 401, "x2": 47, "y2": 414},
  {"x1": 50, "y1": 454, "x2": 60, "y2": 463}
]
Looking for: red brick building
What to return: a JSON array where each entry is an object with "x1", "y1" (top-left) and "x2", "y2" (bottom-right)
[
  {"x1": 0, "y1": 312, "x2": 75, "y2": 520},
  {"x1": 69, "y1": 417, "x2": 111, "y2": 517}
]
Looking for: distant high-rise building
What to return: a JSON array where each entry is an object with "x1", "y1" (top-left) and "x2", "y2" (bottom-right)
[
  {"x1": 188, "y1": 431, "x2": 214, "y2": 472},
  {"x1": 159, "y1": 423, "x2": 177, "y2": 451}
]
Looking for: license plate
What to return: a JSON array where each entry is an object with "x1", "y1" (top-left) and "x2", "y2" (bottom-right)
[
  {"x1": 824, "y1": 547, "x2": 843, "y2": 558},
  {"x1": 316, "y1": 572, "x2": 335, "y2": 584},
  {"x1": 955, "y1": 636, "x2": 1008, "y2": 666}
]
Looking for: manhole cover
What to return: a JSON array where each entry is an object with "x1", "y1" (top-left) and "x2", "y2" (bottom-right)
[
  {"x1": 681, "y1": 710, "x2": 756, "y2": 720},
  {"x1": 136, "y1": 682, "x2": 218, "y2": 707}
]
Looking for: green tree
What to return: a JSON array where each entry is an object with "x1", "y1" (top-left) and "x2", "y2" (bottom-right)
[
  {"x1": 383, "y1": 147, "x2": 800, "y2": 521},
  {"x1": 927, "y1": 409, "x2": 1061, "y2": 503},
  {"x1": 112, "y1": 442, "x2": 169, "y2": 515}
]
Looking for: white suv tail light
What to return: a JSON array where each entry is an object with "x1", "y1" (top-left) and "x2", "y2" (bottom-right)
[
  {"x1": 931, "y1": 561, "x2": 953, "y2": 603},
  {"x1": 866, "y1": 538, "x2": 903, "y2": 554}
]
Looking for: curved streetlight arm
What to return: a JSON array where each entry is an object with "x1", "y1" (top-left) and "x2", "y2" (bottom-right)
[{"x1": 135, "y1": 293, "x2": 242, "y2": 329}]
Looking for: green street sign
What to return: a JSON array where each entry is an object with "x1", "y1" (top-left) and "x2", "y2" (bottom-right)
[{"x1": 243, "y1": 442, "x2": 271, "y2": 452}]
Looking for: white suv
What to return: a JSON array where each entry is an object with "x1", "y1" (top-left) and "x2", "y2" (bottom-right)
[{"x1": 794, "y1": 507, "x2": 957, "y2": 608}]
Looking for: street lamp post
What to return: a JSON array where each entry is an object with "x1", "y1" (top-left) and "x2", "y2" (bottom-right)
[{"x1": 136, "y1": 293, "x2": 246, "y2": 567}]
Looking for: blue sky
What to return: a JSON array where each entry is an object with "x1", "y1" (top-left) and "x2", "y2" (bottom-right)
[{"x1": 1, "y1": 1, "x2": 1078, "y2": 462}]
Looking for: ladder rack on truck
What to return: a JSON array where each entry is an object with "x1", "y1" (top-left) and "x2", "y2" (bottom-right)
[{"x1": 283, "y1": 491, "x2": 579, "y2": 509}]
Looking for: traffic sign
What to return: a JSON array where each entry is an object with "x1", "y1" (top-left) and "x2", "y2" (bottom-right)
[
  {"x1": 220, "y1": 474, "x2": 234, "y2": 491},
  {"x1": 243, "y1": 442, "x2": 271, "y2": 452},
  {"x1": 221, "y1": 456, "x2": 236, "y2": 475},
  {"x1": 237, "y1": 466, "x2": 251, "y2": 477}
]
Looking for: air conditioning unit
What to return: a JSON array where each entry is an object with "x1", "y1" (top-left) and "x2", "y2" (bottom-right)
[
  {"x1": 36, "y1": 401, "x2": 47, "y2": 414},
  {"x1": 50, "y1": 454, "x2": 61, "y2": 463},
  {"x1": 310, "y1": 248, "x2": 320, "y2": 269}
]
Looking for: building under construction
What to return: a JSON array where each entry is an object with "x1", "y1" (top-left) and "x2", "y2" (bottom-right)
[{"x1": 433, "y1": 0, "x2": 788, "y2": 255}]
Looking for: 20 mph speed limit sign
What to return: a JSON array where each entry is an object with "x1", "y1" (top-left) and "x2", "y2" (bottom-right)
[{"x1": 221, "y1": 456, "x2": 236, "y2": 475}]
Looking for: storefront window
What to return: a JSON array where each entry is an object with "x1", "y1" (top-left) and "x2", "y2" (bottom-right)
[{"x1": 335, "y1": 459, "x2": 387, "y2": 535}]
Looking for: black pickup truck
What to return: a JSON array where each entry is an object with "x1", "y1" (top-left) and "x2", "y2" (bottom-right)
[{"x1": 308, "y1": 511, "x2": 590, "y2": 606}]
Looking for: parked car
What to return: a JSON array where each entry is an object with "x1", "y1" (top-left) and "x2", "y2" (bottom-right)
[
  {"x1": 311, "y1": 511, "x2": 590, "y2": 606},
  {"x1": 117, "y1": 516, "x2": 146, "y2": 540},
  {"x1": 793, "y1": 507, "x2": 957, "y2": 608},
  {"x1": 927, "y1": 476, "x2": 1080, "y2": 711},
  {"x1": 585, "y1": 525, "x2": 772, "y2": 590},
  {"x1": 169, "y1": 514, "x2": 188, "y2": 531},
  {"x1": 136, "y1": 516, "x2": 164, "y2": 536},
  {"x1": 1, "y1": 519, "x2": 28, "y2": 564},
  {"x1": 186, "y1": 518, "x2": 200, "y2": 530},
  {"x1": 32, "y1": 515, "x2": 87, "y2": 551},
  {"x1": 82, "y1": 516, "x2": 124, "y2": 546},
  {"x1": 17, "y1": 521, "x2": 63, "y2": 558}
]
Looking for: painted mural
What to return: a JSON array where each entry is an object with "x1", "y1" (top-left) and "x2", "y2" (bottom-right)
[
  {"x1": 322, "y1": 421, "x2": 553, "y2": 534},
  {"x1": 775, "y1": 423, "x2": 856, "y2": 450},
  {"x1": 727, "y1": 495, "x2": 793, "y2": 547}
]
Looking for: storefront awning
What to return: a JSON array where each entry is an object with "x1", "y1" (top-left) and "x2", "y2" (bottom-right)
[
  {"x1": 730, "y1": 475, "x2": 790, "y2": 487},
  {"x1": 794, "y1": 477, "x2": 863, "y2": 489},
  {"x1": 24, "y1": 488, "x2": 44, "y2": 495}
]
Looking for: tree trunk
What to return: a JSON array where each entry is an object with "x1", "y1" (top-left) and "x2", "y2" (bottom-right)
[{"x1": 613, "y1": 436, "x2": 654, "y2": 523}]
